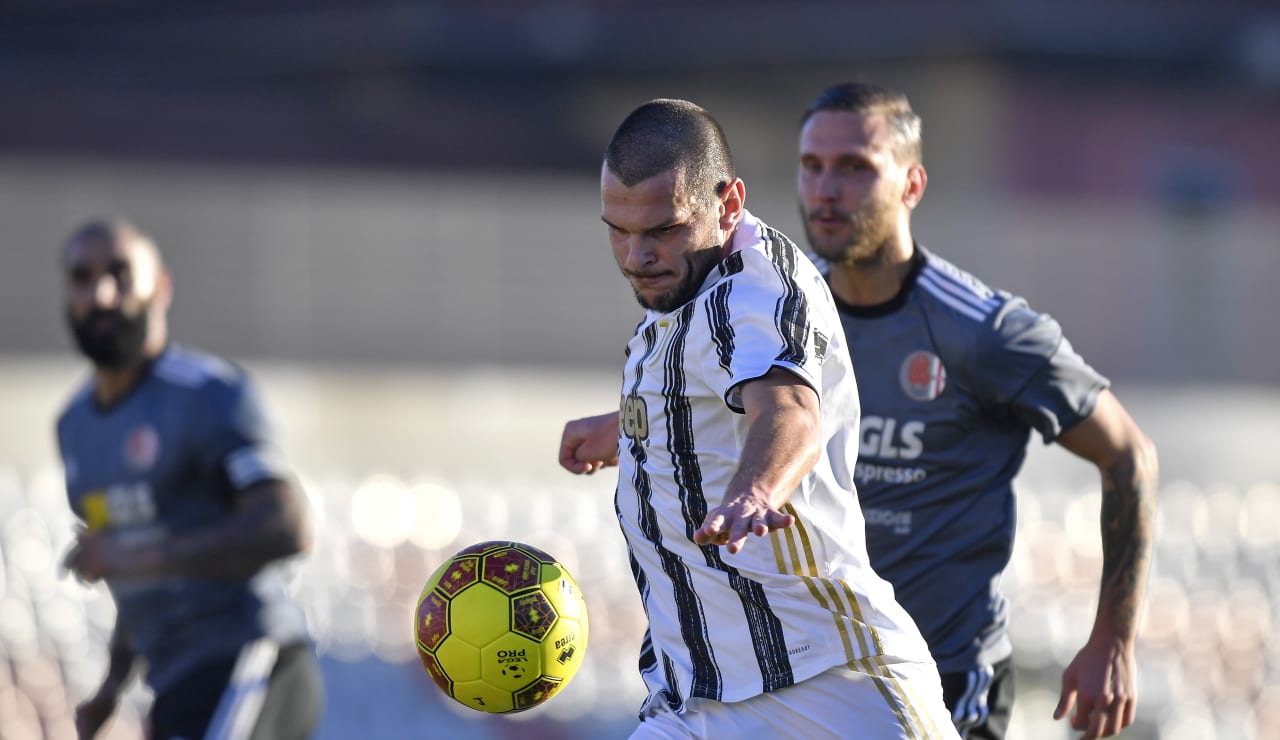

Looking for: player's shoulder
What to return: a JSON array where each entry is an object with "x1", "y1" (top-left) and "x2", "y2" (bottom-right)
[
  {"x1": 153, "y1": 345, "x2": 250, "y2": 394},
  {"x1": 912, "y1": 247, "x2": 1010, "y2": 326},
  {"x1": 724, "y1": 213, "x2": 823, "y2": 288},
  {"x1": 56, "y1": 377, "x2": 97, "y2": 430},
  {"x1": 916, "y1": 248, "x2": 1065, "y2": 360}
]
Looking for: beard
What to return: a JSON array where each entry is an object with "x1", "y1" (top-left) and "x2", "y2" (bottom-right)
[
  {"x1": 626, "y1": 244, "x2": 724, "y2": 314},
  {"x1": 66, "y1": 305, "x2": 150, "y2": 370},
  {"x1": 802, "y1": 194, "x2": 897, "y2": 267}
]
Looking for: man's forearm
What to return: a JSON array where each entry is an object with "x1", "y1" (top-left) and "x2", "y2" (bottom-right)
[
  {"x1": 728, "y1": 403, "x2": 820, "y2": 507},
  {"x1": 1095, "y1": 443, "x2": 1158, "y2": 638},
  {"x1": 158, "y1": 481, "x2": 310, "y2": 579},
  {"x1": 100, "y1": 623, "x2": 139, "y2": 697}
]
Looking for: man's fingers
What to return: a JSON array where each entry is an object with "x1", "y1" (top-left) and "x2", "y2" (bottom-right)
[
  {"x1": 1053, "y1": 676, "x2": 1076, "y2": 720},
  {"x1": 768, "y1": 511, "x2": 795, "y2": 531},
  {"x1": 1072, "y1": 696, "x2": 1094, "y2": 731},
  {"x1": 694, "y1": 514, "x2": 727, "y2": 545},
  {"x1": 1081, "y1": 702, "x2": 1111, "y2": 740},
  {"x1": 558, "y1": 442, "x2": 585, "y2": 473},
  {"x1": 1095, "y1": 698, "x2": 1130, "y2": 738}
]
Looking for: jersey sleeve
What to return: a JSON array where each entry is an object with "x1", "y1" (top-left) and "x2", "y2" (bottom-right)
[
  {"x1": 705, "y1": 258, "x2": 831, "y2": 413},
  {"x1": 972, "y1": 298, "x2": 1110, "y2": 443},
  {"x1": 195, "y1": 374, "x2": 292, "y2": 491}
]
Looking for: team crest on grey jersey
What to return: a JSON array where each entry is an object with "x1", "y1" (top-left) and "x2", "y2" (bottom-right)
[
  {"x1": 899, "y1": 351, "x2": 947, "y2": 402},
  {"x1": 125, "y1": 424, "x2": 161, "y2": 471}
]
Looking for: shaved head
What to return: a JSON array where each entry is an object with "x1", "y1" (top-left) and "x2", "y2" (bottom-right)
[
  {"x1": 603, "y1": 99, "x2": 735, "y2": 206},
  {"x1": 64, "y1": 218, "x2": 162, "y2": 272}
]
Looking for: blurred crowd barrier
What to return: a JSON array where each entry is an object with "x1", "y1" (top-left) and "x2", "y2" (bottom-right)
[{"x1": 1, "y1": 361, "x2": 1276, "y2": 739}]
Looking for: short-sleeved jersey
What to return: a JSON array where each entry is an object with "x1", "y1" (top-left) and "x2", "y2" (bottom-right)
[
  {"x1": 56, "y1": 345, "x2": 310, "y2": 693},
  {"x1": 615, "y1": 210, "x2": 933, "y2": 715},
  {"x1": 822, "y1": 246, "x2": 1108, "y2": 673}
]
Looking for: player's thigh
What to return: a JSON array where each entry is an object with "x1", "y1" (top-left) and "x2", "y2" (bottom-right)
[
  {"x1": 632, "y1": 663, "x2": 957, "y2": 740},
  {"x1": 787, "y1": 662, "x2": 957, "y2": 740},
  {"x1": 941, "y1": 659, "x2": 1014, "y2": 740},
  {"x1": 249, "y1": 642, "x2": 324, "y2": 740},
  {"x1": 150, "y1": 654, "x2": 240, "y2": 740}
]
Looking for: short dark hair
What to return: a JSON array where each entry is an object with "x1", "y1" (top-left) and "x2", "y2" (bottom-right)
[
  {"x1": 802, "y1": 82, "x2": 922, "y2": 164},
  {"x1": 63, "y1": 217, "x2": 160, "y2": 266},
  {"x1": 603, "y1": 99, "x2": 735, "y2": 204}
]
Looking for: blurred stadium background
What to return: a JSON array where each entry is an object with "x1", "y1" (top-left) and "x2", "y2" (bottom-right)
[{"x1": 2, "y1": 1, "x2": 1278, "y2": 738}]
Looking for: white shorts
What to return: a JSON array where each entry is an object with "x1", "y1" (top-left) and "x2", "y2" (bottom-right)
[{"x1": 631, "y1": 660, "x2": 959, "y2": 740}]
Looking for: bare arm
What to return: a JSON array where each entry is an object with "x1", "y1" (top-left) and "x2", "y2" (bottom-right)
[
  {"x1": 160, "y1": 478, "x2": 311, "y2": 578},
  {"x1": 559, "y1": 411, "x2": 620, "y2": 475},
  {"x1": 1052, "y1": 389, "x2": 1159, "y2": 739},
  {"x1": 66, "y1": 479, "x2": 312, "y2": 581},
  {"x1": 75, "y1": 622, "x2": 139, "y2": 739},
  {"x1": 693, "y1": 367, "x2": 820, "y2": 553}
]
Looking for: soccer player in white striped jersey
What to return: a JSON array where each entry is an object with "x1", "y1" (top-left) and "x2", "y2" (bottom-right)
[
  {"x1": 795, "y1": 82, "x2": 1159, "y2": 740},
  {"x1": 560, "y1": 99, "x2": 958, "y2": 739}
]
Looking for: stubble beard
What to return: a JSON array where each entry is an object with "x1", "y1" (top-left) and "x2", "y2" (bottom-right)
[
  {"x1": 65, "y1": 303, "x2": 151, "y2": 370},
  {"x1": 630, "y1": 244, "x2": 723, "y2": 313},
  {"x1": 803, "y1": 197, "x2": 897, "y2": 268}
]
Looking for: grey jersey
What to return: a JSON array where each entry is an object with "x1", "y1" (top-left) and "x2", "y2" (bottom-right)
[
  {"x1": 57, "y1": 346, "x2": 310, "y2": 693},
  {"x1": 828, "y1": 247, "x2": 1108, "y2": 673}
]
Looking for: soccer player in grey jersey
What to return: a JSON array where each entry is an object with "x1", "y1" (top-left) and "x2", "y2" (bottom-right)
[
  {"x1": 795, "y1": 83, "x2": 1158, "y2": 740},
  {"x1": 58, "y1": 219, "x2": 322, "y2": 740}
]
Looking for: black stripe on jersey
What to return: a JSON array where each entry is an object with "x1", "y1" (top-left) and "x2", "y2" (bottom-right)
[
  {"x1": 661, "y1": 653, "x2": 684, "y2": 712},
  {"x1": 662, "y1": 304, "x2": 723, "y2": 700},
  {"x1": 764, "y1": 227, "x2": 810, "y2": 366},
  {"x1": 707, "y1": 282, "x2": 735, "y2": 373},
  {"x1": 638, "y1": 626, "x2": 657, "y2": 677},
  {"x1": 667, "y1": 304, "x2": 795, "y2": 696},
  {"x1": 629, "y1": 549, "x2": 659, "y2": 680},
  {"x1": 624, "y1": 315, "x2": 720, "y2": 704},
  {"x1": 718, "y1": 250, "x2": 746, "y2": 278}
]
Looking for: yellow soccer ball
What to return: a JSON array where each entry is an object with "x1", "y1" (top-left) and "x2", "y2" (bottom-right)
[{"x1": 413, "y1": 540, "x2": 589, "y2": 713}]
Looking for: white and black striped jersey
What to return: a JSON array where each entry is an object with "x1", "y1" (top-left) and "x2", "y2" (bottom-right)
[{"x1": 614, "y1": 210, "x2": 933, "y2": 715}]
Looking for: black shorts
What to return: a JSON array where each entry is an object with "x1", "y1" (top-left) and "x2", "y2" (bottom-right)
[
  {"x1": 149, "y1": 641, "x2": 323, "y2": 740},
  {"x1": 940, "y1": 657, "x2": 1014, "y2": 740}
]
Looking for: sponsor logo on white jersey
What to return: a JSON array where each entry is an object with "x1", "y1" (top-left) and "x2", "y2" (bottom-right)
[{"x1": 899, "y1": 350, "x2": 947, "y2": 401}]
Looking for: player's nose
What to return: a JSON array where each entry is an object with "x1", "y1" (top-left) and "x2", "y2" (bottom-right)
[
  {"x1": 622, "y1": 237, "x2": 657, "y2": 271},
  {"x1": 813, "y1": 170, "x2": 841, "y2": 201},
  {"x1": 91, "y1": 274, "x2": 121, "y2": 308}
]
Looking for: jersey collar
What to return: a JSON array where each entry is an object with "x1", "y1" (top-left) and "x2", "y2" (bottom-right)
[{"x1": 830, "y1": 244, "x2": 927, "y2": 318}]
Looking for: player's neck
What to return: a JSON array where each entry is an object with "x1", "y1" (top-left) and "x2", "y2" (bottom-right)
[
  {"x1": 829, "y1": 238, "x2": 916, "y2": 307},
  {"x1": 93, "y1": 363, "x2": 148, "y2": 406},
  {"x1": 91, "y1": 337, "x2": 166, "y2": 406}
]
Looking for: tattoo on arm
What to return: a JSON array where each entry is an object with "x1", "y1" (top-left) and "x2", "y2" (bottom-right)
[
  {"x1": 162, "y1": 481, "x2": 310, "y2": 579},
  {"x1": 1097, "y1": 448, "x2": 1158, "y2": 637}
]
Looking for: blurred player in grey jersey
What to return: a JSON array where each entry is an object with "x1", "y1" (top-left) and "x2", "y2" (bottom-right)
[
  {"x1": 795, "y1": 82, "x2": 1158, "y2": 740},
  {"x1": 58, "y1": 219, "x2": 323, "y2": 740}
]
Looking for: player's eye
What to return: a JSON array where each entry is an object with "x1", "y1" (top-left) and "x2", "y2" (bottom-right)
[
  {"x1": 107, "y1": 261, "x2": 131, "y2": 281},
  {"x1": 68, "y1": 266, "x2": 93, "y2": 285}
]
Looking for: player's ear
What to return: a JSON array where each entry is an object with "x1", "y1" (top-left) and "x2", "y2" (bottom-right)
[
  {"x1": 154, "y1": 268, "x2": 174, "y2": 311},
  {"x1": 717, "y1": 178, "x2": 745, "y2": 233},
  {"x1": 903, "y1": 164, "x2": 927, "y2": 210}
]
